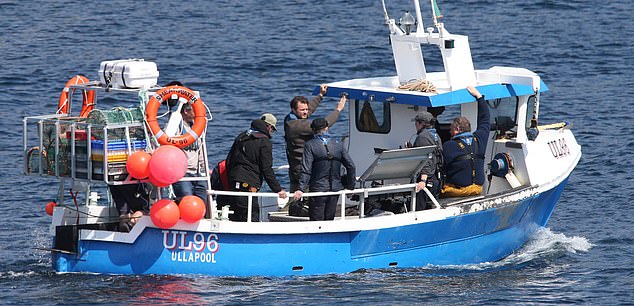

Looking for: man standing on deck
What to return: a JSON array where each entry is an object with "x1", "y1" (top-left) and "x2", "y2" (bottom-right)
[
  {"x1": 410, "y1": 111, "x2": 443, "y2": 210},
  {"x1": 441, "y1": 86, "x2": 490, "y2": 197},
  {"x1": 226, "y1": 117, "x2": 287, "y2": 222},
  {"x1": 172, "y1": 102, "x2": 208, "y2": 205},
  {"x1": 284, "y1": 84, "x2": 348, "y2": 193},
  {"x1": 293, "y1": 118, "x2": 356, "y2": 221}
]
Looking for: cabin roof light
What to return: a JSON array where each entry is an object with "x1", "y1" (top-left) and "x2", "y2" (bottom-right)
[{"x1": 399, "y1": 10, "x2": 416, "y2": 35}]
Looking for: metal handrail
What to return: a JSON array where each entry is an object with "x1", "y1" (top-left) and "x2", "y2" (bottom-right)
[{"x1": 210, "y1": 183, "x2": 440, "y2": 222}]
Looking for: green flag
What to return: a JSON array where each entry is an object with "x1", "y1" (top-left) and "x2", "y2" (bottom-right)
[{"x1": 432, "y1": 0, "x2": 443, "y2": 18}]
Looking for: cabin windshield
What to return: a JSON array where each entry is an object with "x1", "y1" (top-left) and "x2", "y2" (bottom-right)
[
  {"x1": 355, "y1": 100, "x2": 391, "y2": 134},
  {"x1": 487, "y1": 97, "x2": 519, "y2": 136}
]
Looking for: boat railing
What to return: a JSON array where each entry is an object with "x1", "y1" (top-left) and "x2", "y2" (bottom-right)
[
  {"x1": 23, "y1": 114, "x2": 147, "y2": 185},
  {"x1": 210, "y1": 183, "x2": 441, "y2": 222}
]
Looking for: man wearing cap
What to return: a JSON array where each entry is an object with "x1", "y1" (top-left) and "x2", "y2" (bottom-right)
[
  {"x1": 284, "y1": 84, "x2": 348, "y2": 193},
  {"x1": 225, "y1": 115, "x2": 287, "y2": 222},
  {"x1": 410, "y1": 111, "x2": 443, "y2": 210},
  {"x1": 441, "y1": 86, "x2": 490, "y2": 197},
  {"x1": 293, "y1": 118, "x2": 356, "y2": 221}
]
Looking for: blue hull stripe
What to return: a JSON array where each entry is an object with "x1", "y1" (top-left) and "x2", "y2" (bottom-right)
[{"x1": 53, "y1": 178, "x2": 569, "y2": 276}]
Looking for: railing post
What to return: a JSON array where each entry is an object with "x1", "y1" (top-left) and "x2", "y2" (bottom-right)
[
  {"x1": 103, "y1": 127, "x2": 109, "y2": 184},
  {"x1": 71, "y1": 123, "x2": 76, "y2": 179},
  {"x1": 87, "y1": 125, "x2": 92, "y2": 181},
  {"x1": 340, "y1": 191, "x2": 346, "y2": 220},
  {"x1": 54, "y1": 121, "x2": 60, "y2": 177},
  {"x1": 247, "y1": 193, "x2": 252, "y2": 223},
  {"x1": 359, "y1": 192, "x2": 365, "y2": 218},
  {"x1": 38, "y1": 120, "x2": 44, "y2": 176}
]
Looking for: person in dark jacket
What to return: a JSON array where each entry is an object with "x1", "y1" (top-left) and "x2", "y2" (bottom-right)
[
  {"x1": 293, "y1": 118, "x2": 356, "y2": 221},
  {"x1": 110, "y1": 183, "x2": 149, "y2": 232},
  {"x1": 441, "y1": 86, "x2": 490, "y2": 197},
  {"x1": 226, "y1": 118, "x2": 287, "y2": 221},
  {"x1": 410, "y1": 111, "x2": 443, "y2": 210},
  {"x1": 284, "y1": 84, "x2": 348, "y2": 192}
]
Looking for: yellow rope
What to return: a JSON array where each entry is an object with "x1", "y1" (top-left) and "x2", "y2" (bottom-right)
[
  {"x1": 398, "y1": 79, "x2": 437, "y2": 93},
  {"x1": 538, "y1": 122, "x2": 570, "y2": 130}
]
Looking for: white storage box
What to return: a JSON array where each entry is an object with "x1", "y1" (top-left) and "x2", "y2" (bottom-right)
[{"x1": 99, "y1": 59, "x2": 159, "y2": 89}]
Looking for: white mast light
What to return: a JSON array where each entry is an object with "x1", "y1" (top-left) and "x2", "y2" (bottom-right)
[{"x1": 399, "y1": 10, "x2": 416, "y2": 35}]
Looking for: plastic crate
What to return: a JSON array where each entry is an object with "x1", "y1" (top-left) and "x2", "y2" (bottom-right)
[{"x1": 91, "y1": 139, "x2": 147, "y2": 162}]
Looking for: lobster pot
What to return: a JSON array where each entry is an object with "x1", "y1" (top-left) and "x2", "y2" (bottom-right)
[
  {"x1": 38, "y1": 117, "x2": 88, "y2": 177},
  {"x1": 86, "y1": 107, "x2": 146, "y2": 141}
]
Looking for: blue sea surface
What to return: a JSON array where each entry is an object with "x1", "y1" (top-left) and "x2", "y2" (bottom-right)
[{"x1": 1, "y1": 0, "x2": 633, "y2": 304}]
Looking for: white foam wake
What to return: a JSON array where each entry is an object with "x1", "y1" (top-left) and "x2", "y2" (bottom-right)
[{"x1": 437, "y1": 228, "x2": 592, "y2": 271}]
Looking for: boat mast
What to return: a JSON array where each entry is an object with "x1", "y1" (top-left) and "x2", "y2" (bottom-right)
[
  {"x1": 385, "y1": 0, "x2": 476, "y2": 91},
  {"x1": 413, "y1": 0, "x2": 424, "y2": 33}
]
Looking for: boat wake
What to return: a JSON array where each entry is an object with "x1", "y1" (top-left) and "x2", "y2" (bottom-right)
[
  {"x1": 436, "y1": 228, "x2": 592, "y2": 273},
  {"x1": 503, "y1": 227, "x2": 592, "y2": 264}
]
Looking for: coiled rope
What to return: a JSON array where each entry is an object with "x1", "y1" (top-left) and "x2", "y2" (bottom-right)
[{"x1": 398, "y1": 79, "x2": 437, "y2": 93}]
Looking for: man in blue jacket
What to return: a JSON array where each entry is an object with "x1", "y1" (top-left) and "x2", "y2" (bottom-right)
[
  {"x1": 293, "y1": 118, "x2": 356, "y2": 221},
  {"x1": 441, "y1": 86, "x2": 490, "y2": 197}
]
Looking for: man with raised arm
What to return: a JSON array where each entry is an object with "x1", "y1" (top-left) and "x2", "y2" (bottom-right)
[
  {"x1": 284, "y1": 84, "x2": 348, "y2": 193},
  {"x1": 441, "y1": 86, "x2": 491, "y2": 197}
]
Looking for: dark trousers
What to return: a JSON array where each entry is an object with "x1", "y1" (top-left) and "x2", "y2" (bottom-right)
[
  {"x1": 415, "y1": 177, "x2": 440, "y2": 211},
  {"x1": 228, "y1": 183, "x2": 260, "y2": 222},
  {"x1": 309, "y1": 195, "x2": 338, "y2": 221},
  {"x1": 288, "y1": 160, "x2": 302, "y2": 192}
]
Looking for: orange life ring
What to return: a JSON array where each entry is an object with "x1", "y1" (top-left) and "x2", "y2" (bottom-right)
[
  {"x1": 146, "y1": 85, "x2": 207, "y2": 148},
  {"x1": 57, "y1": 75, "x2": 96, "y2": 117}
]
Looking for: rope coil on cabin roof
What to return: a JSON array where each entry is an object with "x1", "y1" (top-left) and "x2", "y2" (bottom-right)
[{"x1": 398, "y1": 79, "x2": 437, "y2": 93}]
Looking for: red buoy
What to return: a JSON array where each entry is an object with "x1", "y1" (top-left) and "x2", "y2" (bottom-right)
[
  {"x1": 150, "y1": 199, "x2": 180, "y2": 229},
  {"x1": 45, "y1": 201, "x2": 57, "y2": 216},
  {"x1": 179, "y1": 196, "x2": 206, "y2": 223},
  {"x1": 126, "y1": 151, "x2": 151, "y2": 179}
]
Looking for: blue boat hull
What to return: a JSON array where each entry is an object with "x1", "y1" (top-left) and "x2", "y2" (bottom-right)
[{"x1": 52, "y1": 179, "x2": 568, "y2": 276}]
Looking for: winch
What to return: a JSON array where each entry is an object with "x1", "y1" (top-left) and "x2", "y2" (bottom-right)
[{"x1": 489, "y1": 152, "x2": 522, "y2": 188}]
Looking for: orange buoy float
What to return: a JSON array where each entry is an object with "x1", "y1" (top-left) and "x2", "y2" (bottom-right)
[
  {"x1": 150, "y1": 199, "x2": 180, "y2": 229},
  {"x1": 57, "y1": 75, "x2": 96, "y2": 117},
  {"x1": 126, "y1": 151, "x2": 152, "y2": 179},
  {"x1": 45, "y1": 201, "x2": 57, "y2": 216},
  {"x1": 179, "y1": 195, "x2": 206, "y2": 223},
  {"x1": 145, "y1": 85, "x2": 207, "y2": 148}
]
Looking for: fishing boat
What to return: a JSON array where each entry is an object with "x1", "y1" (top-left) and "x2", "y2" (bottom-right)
[{"x1": 24, "y1": 0, "x2": 580, "y2": 276}]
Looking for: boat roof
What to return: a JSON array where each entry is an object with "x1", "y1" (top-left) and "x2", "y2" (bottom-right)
[{"x1": 315, "y1": 74, "x2": 548, "y2": 107}]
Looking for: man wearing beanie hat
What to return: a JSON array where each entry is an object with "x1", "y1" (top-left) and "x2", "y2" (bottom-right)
[
  {"x1": 225, "y1": 118, "x2": 287, "y2": 222},
  {"x1": 284, "y1": 84, "x2": 348, "y2": 193},
  {"x1": 293, "y1": 117, "x2": 356, "y2": 221}
]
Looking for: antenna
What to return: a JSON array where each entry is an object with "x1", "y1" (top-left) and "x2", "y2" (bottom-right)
[{"x1": 380, "y1": 0, "x2": 390, "y2": 24}]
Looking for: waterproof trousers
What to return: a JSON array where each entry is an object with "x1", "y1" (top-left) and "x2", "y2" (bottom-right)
[{"x1": 309, "y1": 195, "x2": 338, "y2": 221}]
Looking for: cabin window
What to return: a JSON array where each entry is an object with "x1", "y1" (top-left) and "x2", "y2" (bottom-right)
[
  {"x1": 525, "y1": 95, "x2": 538, "y2": 130},
  {"x1": 487, "y1": 97, "x2": 518, "y2": 135},
  {"x1": 355, "y1": 100, "x2": 391, "y2": 133}
]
